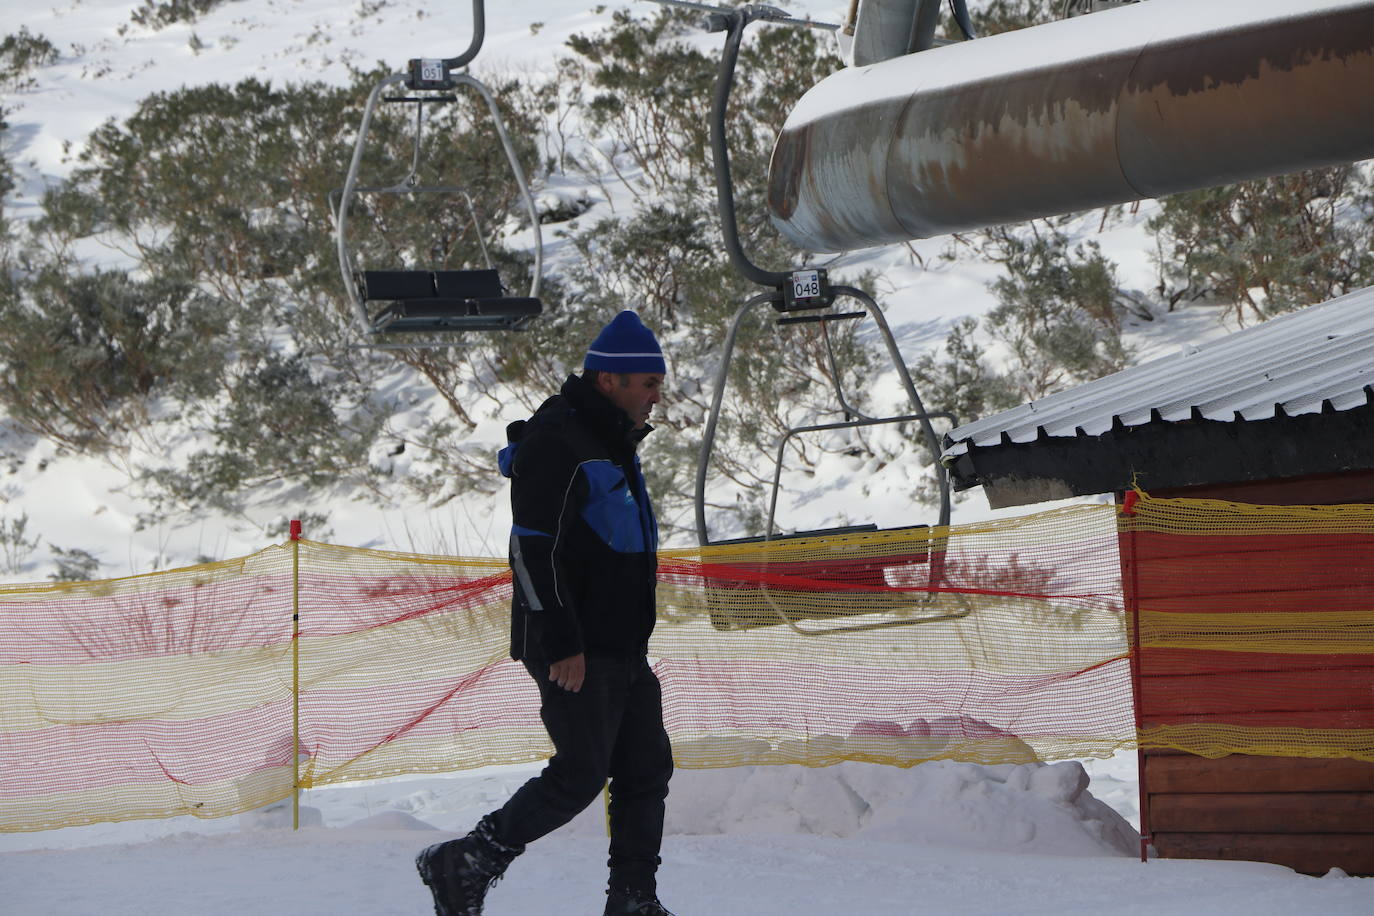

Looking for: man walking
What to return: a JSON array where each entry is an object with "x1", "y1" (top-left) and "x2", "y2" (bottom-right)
[{"x1": 417, "y1": 310, "x2": 675, "y2": 916}]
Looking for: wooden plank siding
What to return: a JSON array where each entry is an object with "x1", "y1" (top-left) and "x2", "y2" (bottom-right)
[
  {"x1": 1123, "y1": 469, "x2": 1374, "y2": 876},
  {"x1": 1144, "y1": 754, "x2": 1374, "y2": 793},
  {"x1": 1153, "y1": 833, "x2": 1374, "y2": 877},
  {"x1": 1142, "y1": 751, "x2": 1374, "y2": 875}
]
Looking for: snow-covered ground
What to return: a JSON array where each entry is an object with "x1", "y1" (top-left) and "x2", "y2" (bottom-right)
[{"x1": 4, "y1": 754, "x2": 1369, "y2": 914}]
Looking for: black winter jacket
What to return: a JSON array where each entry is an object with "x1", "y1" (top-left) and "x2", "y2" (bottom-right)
[{"x1": 498, "y1": 373, "x2": 659, "y2": 663}]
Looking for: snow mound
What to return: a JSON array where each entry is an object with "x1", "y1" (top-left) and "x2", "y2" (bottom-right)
[
  {"x1": 345, "y1": 810, "x2": 439, "y2": 831},
  {"x1": 238, "y1": 802, "x2": 323, "y2": 831},
  {"x1": 561, "y1": 760, "x2": 1136, "y2": 857},
  {"x1": 854, "y1": 760, "x2": 1139, "y2": 856}
]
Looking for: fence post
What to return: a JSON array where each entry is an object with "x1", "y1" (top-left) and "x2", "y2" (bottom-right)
[
  {"x1": 290, "y1": 518, "x2": 302, "y2": 831},
  {"x1": 1118, "y1": 491, "x2": 1149, "y2": 863}
]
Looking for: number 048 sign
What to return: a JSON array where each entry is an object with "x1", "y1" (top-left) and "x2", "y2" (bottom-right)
[{"x1": 791, "y1": 269, "x2": 821, "y2": 300}]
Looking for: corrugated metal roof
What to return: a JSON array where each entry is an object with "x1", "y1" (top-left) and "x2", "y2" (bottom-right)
[{"x1": 942, "y1": 285, "x2": 1374, "y2": 459}]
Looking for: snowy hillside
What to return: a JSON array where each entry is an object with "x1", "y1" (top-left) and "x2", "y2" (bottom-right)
[
  {"x1": 4, "y1": 0, "x2": 725, "y2": 574},
  {"x1": 0, "y1": 0, "x2": 1234, "y2": 581}
]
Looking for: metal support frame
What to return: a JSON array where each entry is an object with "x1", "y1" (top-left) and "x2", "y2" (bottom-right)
[
  {"x1": 765, "y1": 411, "x2": 952, "y2": 539},
  {"x1": 694, "y1": 286, "x2": 952, "y2": 546},
  {"x1": 657, "y1": 0, "x2": 838, "y2": 286}
]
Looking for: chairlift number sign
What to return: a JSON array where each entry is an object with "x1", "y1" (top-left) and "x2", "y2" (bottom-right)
[
  {"x1": 791, "y1": 269, "x2": 822, "y2": 301},
  {"x1": 419, "y1": 59, "x2": 446, "y2": 84}
]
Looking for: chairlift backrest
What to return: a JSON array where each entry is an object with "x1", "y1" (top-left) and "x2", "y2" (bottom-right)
[
  {"x1": 364, "y1": 270, "x2": 437, "y2": 302},
  {"x1": 435, "y1": 269, "x2": 503, "y2": 300}
]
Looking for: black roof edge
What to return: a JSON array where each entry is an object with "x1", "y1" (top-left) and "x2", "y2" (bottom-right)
[{"x1": 949, "y1": 400, "x2": 1374, "y2": 508}]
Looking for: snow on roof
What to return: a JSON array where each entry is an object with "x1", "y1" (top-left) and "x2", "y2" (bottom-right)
[{"x1": 942, "y1": 284, "x2": 1374, "y2": 460}]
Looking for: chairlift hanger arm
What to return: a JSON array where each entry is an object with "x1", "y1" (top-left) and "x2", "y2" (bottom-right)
[
  {"x1": 334, "y1": 72, "x2": 543, "y2": 340},
  {"x1": 405, "y1": 0, "x2": 485, "y2": 88},
  {"x1": 708, "y1": 5, "x2": 791, "y2": 289},
  {"x1": 680, "y1": 2, "x2": 954, "y2": 545},
  {"x1": 947, "y1": 0, "x2": 977, "y2": 40},
  {"x1": 693, "y1": 0, "x2": 975, "y2": 295},
  {"x1": 647, "y1": 1, "x2": 840, "y2": 291},
  {"x1": 446, "y1": 0, "x2": 486, "y2": 69}
]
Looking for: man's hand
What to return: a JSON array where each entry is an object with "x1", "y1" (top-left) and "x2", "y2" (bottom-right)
[{"x1": 548, "y1": 653, "x2": 585, "y2": 692}]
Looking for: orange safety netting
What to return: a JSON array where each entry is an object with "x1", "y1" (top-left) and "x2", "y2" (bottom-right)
[{"x1": 2, "y1": 493, "x2": 1370, "y2": 833}]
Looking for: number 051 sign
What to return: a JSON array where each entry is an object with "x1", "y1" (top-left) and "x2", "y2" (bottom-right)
[
  {"x1": 419, "y1": 59, "x2": 445, "y2": 83},
  {"x1": 408, "y1": 57, "x2": 451, "y2": 90}
]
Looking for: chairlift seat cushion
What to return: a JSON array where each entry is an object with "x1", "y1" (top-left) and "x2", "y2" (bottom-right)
[
  {"x1": 370, "y1": 297, "x2": 543, "y2": 333},
  {"x1": 362, "y1": 268, "x2": 541, "y2": 333},
  {"x1": 375, "y1": 297, "x2": 541, "y2": 319},
  {"x1": 702, "y1": 523, "x2": 936, "y2": 631},
  {"x1": 466, "y1": 297, "x2": 541, "y2": 317}
]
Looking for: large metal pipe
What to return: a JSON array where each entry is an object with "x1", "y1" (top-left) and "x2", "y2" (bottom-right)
[{"x1": 768, "y1": 0, "x2": 1374, "y2": 252}]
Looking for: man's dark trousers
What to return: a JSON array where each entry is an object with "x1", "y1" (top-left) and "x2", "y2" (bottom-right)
[{"x1": 491, "y1": 655, "x2": 673, "y2": 887}]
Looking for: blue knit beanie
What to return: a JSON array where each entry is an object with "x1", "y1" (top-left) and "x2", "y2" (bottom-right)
[{"x1": 583, "y1": 310, "x2": 666, "y2": 374}]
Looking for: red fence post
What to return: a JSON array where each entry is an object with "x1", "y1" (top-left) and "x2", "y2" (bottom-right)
[{"x1": 1119, "y1": 490, "x2": 1150, "y2": 863}]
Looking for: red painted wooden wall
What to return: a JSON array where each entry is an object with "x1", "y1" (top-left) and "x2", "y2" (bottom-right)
[{"x1": 1123, "y1": 469, "x2": 1374, "y2": 876}]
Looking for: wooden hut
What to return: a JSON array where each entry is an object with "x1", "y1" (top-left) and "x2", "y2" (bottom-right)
[{"x1": 941, "y1": 287, "x2": 1374, "y2": 875}]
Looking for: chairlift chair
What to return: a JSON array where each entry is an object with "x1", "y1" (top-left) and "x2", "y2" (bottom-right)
[
  {"x1": 333, "y1": 0, "x2": 543, "y2": 347},
  {"x1": 695, "y1": 281, "x2": 965, "y2": 634},
  {"x1": 668, "y1": 0, "x2": 966, "y2": 632}
]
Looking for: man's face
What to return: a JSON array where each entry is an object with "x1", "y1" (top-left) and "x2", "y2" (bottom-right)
[{"x1": 596, "y1": 372, "x2": 664, "y2": 429}]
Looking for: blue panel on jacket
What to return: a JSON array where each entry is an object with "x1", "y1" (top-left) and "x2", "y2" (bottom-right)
[{"x1": 579, "y1": 460, "x2": 647, "y2": 553}]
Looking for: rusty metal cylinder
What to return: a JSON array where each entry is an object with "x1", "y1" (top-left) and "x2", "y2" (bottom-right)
[{"x1": 768, "y1": 0, "x2": 1374, "y2": 252}]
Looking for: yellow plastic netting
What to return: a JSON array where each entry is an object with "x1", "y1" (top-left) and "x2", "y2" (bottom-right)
[{"x1": 1, "y1": 492, "x2": 1369, "y2": 832}]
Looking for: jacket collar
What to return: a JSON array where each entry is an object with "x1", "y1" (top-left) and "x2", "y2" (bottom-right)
[{"x1": 560, "y1": 373, "x2": 653, "y2": 448}]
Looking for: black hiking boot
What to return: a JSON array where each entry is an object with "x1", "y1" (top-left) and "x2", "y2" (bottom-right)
[
  {"x1": 604, "y1": 885, "x2": 676, "y2": 916},
  {"x1": 416, "y1": 814, "x2": 523, "y2": 916}
]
